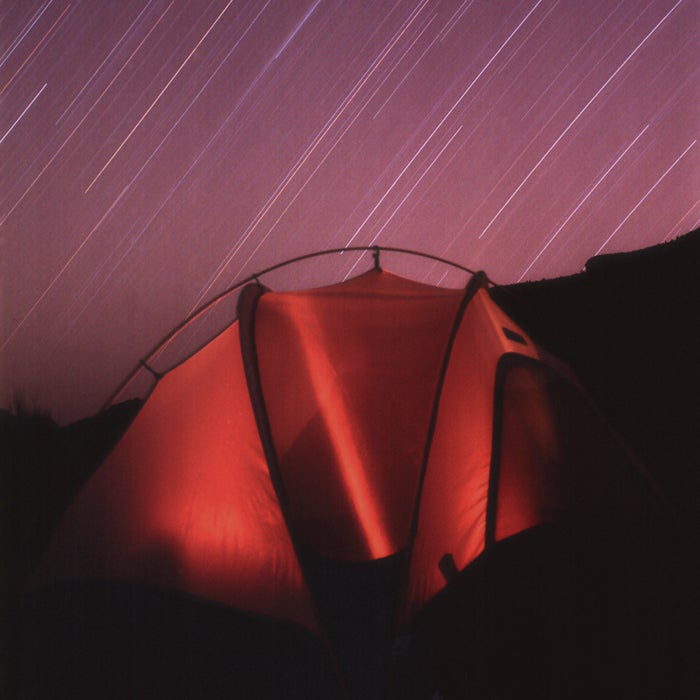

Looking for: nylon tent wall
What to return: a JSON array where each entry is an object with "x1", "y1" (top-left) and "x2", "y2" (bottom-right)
[{"x1": 20, "y1": 250, "x2": 667, "y2": 698}]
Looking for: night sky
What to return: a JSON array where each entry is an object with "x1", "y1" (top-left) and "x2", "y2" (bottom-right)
[{"x1": 1, "y1": 0, "x2": 698, "y2": 422}]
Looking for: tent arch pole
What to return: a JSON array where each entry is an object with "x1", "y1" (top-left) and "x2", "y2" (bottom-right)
[
  {"x1": 103, "y1": 246, "x2": 490, "y2": 410},
  {"x1": 237, "y1": 280, "x2": 351, "y2": 699},
  {"x1": 395, "y1": 271, "x2": 489, "y2": 628}
]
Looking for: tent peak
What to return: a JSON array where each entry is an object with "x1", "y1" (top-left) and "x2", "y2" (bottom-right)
[{"x1": 105, "y1": 246, "x2": 488, "y2": 410}]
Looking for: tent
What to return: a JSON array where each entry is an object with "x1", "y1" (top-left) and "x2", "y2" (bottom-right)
[{"x1": 16, "y1": 250, "x2": 672, "y2": 698}]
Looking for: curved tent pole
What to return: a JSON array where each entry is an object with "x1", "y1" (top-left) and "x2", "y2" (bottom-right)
[{"x1": 103, "y1": 245, "x2": 492, "y2": 410}]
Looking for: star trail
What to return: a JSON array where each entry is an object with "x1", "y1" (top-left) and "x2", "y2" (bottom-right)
[{"x1": 1, "y1": 0, "x2": 698, "y2": 421}]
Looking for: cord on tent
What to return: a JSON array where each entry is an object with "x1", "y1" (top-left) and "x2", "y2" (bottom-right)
[
  {"x1": 139, "y1": 359, "x2": 163, "y2": 380},
  {"x1": 373, "y1": 246, "x2": 381, "y2": 271}
]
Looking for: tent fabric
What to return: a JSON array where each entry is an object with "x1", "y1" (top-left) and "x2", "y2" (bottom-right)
[
  {"x1": 31, "y1": 266, "x2": 648, "y2": 639},
  {"x1": 32, "y1": 318, "x2": 318, "y2": 631},
  {"x1": 403, "y1": 281, "x2": 542, "y2": 619},
  {"x1": 491, "y1": 357, "x2": 651, "y2": 543},
  {"x1": 249, "y1": 270, "x2": 465, "y2": 561}
]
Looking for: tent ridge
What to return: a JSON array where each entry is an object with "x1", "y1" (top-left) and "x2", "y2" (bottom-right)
[
  {"x1": 103, "y1": 247, "x2": 486, "y2": 411},
  {"x1": 400, "y1": 271, "x2": 489, "y2": 614},
  {"x1": 236, "y1": 279, "x2": 354, "y2": 693},
  {"x1": 237, "y1": 282, "x2": 311, "y2": 570}
]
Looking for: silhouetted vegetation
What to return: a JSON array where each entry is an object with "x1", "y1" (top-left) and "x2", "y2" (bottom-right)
[{"x1": 1, "y1": 399, "x2": 141, "y2": 608}]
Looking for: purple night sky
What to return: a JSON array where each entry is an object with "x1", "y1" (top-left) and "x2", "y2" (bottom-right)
[{"x1": 1, "y1": 0, "x2": 698, "y2": 422}]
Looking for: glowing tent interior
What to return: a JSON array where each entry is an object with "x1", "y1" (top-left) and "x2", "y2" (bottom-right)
[{"x1": 20, "y1": 250, "x2": 672, "y2": 698}]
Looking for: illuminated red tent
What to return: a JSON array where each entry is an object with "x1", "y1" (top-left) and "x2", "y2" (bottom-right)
[{"x1": 29, "y1": 251, "x2": 660, "y2": 697}]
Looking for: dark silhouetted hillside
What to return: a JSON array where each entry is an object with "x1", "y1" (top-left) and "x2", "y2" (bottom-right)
[
  {"x1": 491, "y1": 228, "x2": 700, "y2": 541},
  {"x1": 1, "y1": 399, "x2": 142, "y2": 608}
]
